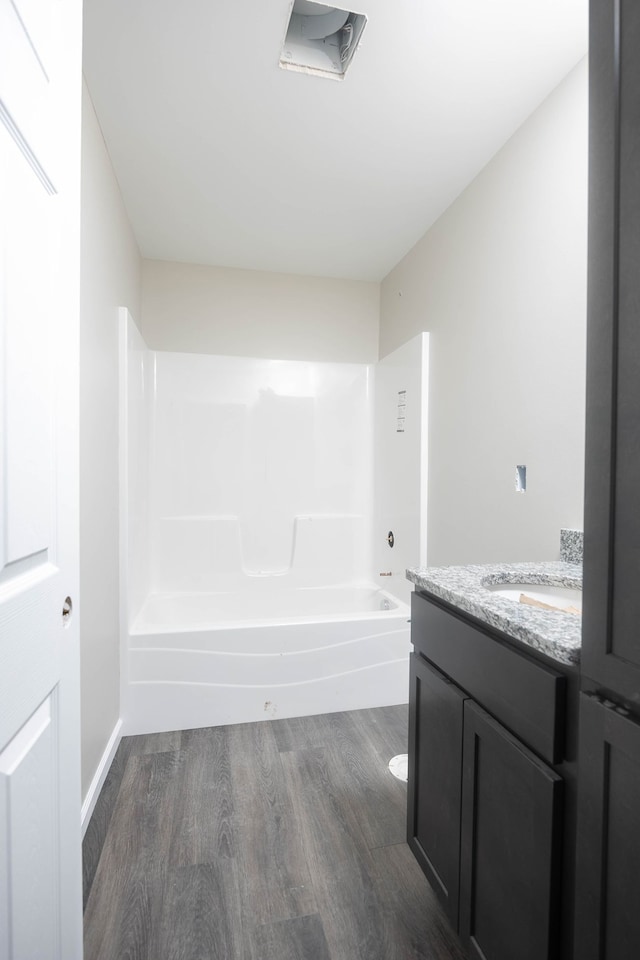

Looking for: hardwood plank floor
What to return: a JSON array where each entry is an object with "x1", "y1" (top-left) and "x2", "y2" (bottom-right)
[{"x1": 83, "y1": 705, "x2": 465, "y2": 960}]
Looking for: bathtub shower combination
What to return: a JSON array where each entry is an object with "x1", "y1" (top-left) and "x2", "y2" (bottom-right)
[{"x1": 121, "y1": 311, "x2": 424, "y2": 735}]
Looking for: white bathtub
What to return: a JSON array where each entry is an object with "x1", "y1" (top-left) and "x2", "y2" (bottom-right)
[{"x1": 124, "y1": 583, "x2": 411, "y2": 734}]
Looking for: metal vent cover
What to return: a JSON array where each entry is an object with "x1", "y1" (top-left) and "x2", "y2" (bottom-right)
[{"x1": 280, "y1": 1, "x2": 367, "y2": 80}]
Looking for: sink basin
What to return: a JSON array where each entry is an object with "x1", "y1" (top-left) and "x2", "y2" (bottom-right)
[{"x1": 485, "y1": 583, "x2": 582, "y2": 614}]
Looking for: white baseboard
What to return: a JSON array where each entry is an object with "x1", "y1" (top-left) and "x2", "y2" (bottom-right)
[{"x1": 81, "y1": 719, "x2": 123, "y2": 838}]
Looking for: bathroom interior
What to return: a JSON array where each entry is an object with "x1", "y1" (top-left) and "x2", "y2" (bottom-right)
[{"x1": 80, "y1": 0, "x2": 591, "y2": 957}]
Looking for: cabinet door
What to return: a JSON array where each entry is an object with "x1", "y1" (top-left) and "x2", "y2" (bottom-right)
[
  {"x1": 583, "y1": 0, "x2": 640, "y2": 700},
  {"x1": 407, "y1": 653, "x2": 467, "y2": 928},
  {"x1": 459, "y1": 701, "x2": 563, "y2": 960},
  {"x1": 574, "y1": 694, "x2": 640, "y2": 960}
]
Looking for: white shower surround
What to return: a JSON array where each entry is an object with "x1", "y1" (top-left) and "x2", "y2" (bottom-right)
[{"x1": 119, "y1": 310, "x2": 419, "y2": 735}]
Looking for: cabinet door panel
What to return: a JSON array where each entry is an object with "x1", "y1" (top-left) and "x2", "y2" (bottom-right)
[
  {"x1": 583, "y1": 0, "x2": 640, "y2": 699},
  {"x1": 575, "y1": 694, "x2": 640, "y2": 960},
  {"x1": 407, "y1": 653, "x2": 467, "y2": 928},
  {"x1": 459, "y1": 701, "x2": 563, "y2": 960}
]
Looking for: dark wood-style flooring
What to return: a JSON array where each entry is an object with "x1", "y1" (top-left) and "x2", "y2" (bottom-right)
[{"x1": 83, "y1": 705, "x2": 465, "y2": 960}]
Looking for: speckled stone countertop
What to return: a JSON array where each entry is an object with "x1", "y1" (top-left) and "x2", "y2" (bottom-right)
[{"x1": 406, "y1": 561, "x2": 582, "y2": 666}]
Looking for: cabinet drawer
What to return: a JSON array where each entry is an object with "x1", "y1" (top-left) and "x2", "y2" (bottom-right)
[{"x1": 411, "y1": 591, "x2": 566, "y2": 764}]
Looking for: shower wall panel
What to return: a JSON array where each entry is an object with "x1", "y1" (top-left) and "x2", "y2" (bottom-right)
[
  {"x1": 373, "y1": 333, "x2": 429, "y2": 603},
  {"x1": 148, "y1": 353, "x2": 374, "y2": 591},
  {"x1": 121, "y1": 310, "x2": 153, "y2": 623}
]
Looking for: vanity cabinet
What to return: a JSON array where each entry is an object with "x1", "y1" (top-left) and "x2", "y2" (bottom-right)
[
  {"x1": 408, "y1": 591, "x2": 569, "y2": 960},
  {"x1": 574, "y1": 1, "x2": 640, "y2": 955}
]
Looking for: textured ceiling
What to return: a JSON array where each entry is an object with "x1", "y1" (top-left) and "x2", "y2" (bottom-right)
[{"x1": 83, "y1": 0, "x2": 588, "y2": 281}]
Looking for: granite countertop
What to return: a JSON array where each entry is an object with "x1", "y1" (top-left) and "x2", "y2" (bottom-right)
[{"x1": 406, "y1": 560, "x2": 582, "y2": 666}]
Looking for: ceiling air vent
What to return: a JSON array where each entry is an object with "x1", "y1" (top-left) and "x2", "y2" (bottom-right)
[{"x1": 280, "y1": 1, "x2": 367, "y2": 80}]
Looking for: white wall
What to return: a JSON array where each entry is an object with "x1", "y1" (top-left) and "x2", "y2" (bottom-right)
[
  {"x1": 141, "y1": 259, "x2": 380, "y2": 363},
  {"x1": 380, "y1": 59, "x2": 588, "y2": 566},
  {"x1": 80, "y1": 83, "x2": 141, "y2": 800}
]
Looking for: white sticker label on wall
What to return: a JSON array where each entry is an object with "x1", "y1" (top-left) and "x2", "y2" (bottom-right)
[{"x1": 397, "y1": 390, "x2": 406, "y2": 432}]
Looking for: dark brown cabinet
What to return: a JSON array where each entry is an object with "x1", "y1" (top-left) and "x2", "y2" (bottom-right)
[
  {"x1": 408, "y1": 592, "x2": 570, "y2": 960},
  {"x1": 576, "y1": 1, "x2": 640, "y2": 956},
  {"x1": 581, "y1": 0, "x2": 640, "y2": 707}
]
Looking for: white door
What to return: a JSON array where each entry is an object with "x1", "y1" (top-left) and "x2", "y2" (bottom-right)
[{"x1": 0, "y1": 1, "x2": 83, "y2": 958}]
